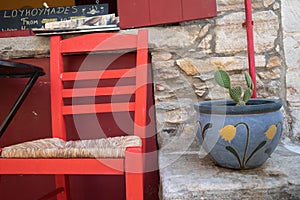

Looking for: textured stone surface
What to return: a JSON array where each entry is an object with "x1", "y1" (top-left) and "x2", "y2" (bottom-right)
[
  {"x1": 290, "y1": 109, "x2": 300, "y2": 140},
  {"x1": 217, "y1": 0, "x2": 264, "y2": 12},
  {"x1": 286, "y1": 69, "x2": 300, "y2": 105},
  {"x1": 0, "y1": 36, "x2": 49, "y2": 60},
  {"x1": 176, "y1": 60, "x2": 200, "y2": 76},
  {"x1": 258, "y1": 68, "x2": 281, "y2": 80},
  {"x1": 273, "y1": 2, "x2": 280, "y2": 10},
  {"x1": 198, "y1": 34, "x2": 213, "y2": 53},
  {"x1": 282, "y1": 0, "x2": 300, "y2": 139},
  {"x1": 253, "y1": 11, "x2": 280, "y2": 53},
  {"x1": 283, "y1": 34, "x2": 300, "y2": 69},
  {"x1": 263, "y1": 0, "x2": 275, "y2": 8},
  {"x1": 152, "y1": 60, "x2": 175, "y2": 70},
  {"x1": 215, "y1": 11, "x2": 279, "y2": 54},
  {"x1": 215, "y1": 12, "x2": 247, "y2": 55},
  {"x1": 176, "y1": 58, "x2": 215, "y2": 74},
  {"x1": 148, "y1": 25, "x2": 201, "y2": 51},
  {"x1": 282, "y1": 0, "x2": 300, "y2": 33},
  {"x1": 152, "y1": 52, "x2": 173, "y2": 62},
  {"x1": 266, "y1": 56, "x2": 282, "y2": 69},
  {"x1": 159, "y1": 144, "x2": 300, "y2": 200},
  {"x1": 207, "y1": 56, "x2": 266, "y2": 71},
  {"x1": 286, "y1": 68, "x2": 300, "y2": 139}
]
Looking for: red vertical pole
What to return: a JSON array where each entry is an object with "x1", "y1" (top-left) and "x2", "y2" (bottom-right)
[{"x1": 244, "y1": 0, "x2": 257, "y2": 97}]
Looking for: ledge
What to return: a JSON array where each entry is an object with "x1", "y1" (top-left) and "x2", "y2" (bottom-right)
[
  {"x1": 0, "y1": 36, "x2": 50, "y2": 60},
  {"x1": 159, "y1": 141, "x2": 300, "y2": 199}
]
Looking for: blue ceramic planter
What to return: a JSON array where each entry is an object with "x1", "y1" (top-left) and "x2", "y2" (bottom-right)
[{"x1": 194, "y1": 99, "x2": 283, "y2": 169}]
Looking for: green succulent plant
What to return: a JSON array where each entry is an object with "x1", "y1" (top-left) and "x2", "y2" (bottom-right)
[{"x1": 214, "y1": 69, "x2": 254, "y2": 106}]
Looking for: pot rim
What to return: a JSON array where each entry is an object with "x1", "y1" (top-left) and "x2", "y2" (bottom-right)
[{"x1": 194, "y1": 98, "x2": 283, "y2": 115}]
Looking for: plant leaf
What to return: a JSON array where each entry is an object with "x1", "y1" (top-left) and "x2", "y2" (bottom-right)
[
  {"x1": 243, "y1": 88, "x2": 253, "y2": 103},
  {"x1": 214, "y1": 69, "x2": 231, "y2": 89},
  {"x1": 245, "y1": 71, "x2": 254, "y2": 90},
  {"x1": 229, "y1": 86, "x2": 242, "y2": 103}
]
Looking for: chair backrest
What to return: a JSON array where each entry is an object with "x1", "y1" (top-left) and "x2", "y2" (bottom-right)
[{"x1": 50, "y1": 30, "x2": 148, "y2": 150}]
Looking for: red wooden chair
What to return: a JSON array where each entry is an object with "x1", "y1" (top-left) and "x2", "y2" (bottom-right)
[{"x1": 0, "y1": 29, "x2": 148, "y2": 200}]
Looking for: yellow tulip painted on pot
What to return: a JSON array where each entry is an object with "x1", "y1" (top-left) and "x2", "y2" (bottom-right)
[
  {"x1": 265, "y1": 124, "x2": 277, "y2": 140},
  {"x1": 218, "y1": 125, "x2": 236, "y2": 143}
]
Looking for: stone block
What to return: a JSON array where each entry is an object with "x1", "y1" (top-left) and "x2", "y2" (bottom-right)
[
  {"x1": 286, "y1": 68, "x2": 300, "y2": 104},
  {"x1": 263, "y1": 0, "x2": 275, "y2": 8},
  {"x1": 159, "y1": 144, "x2": 300, "y2": 200},
  {"x1": 283, "y1": 35, "x2": 300, "y2": 70},
  {"x1": 176, "y1": 59, "x2": 200, "y2": 76},
  {"x1": 148, "y1": 25, "x2": 201, "y2": 51},
  {"x1": 0, "y1": 36, "x2": 49, "y2": 60},
  {"x1": 208, "y1": 55, "x2": 266, "y2": 72},
  {"x1": 176, "y1": 58, "x2": 216, "y2": 75},
  {"x1": 266, "y1": 56, "x2": 282, "y2": 69},
  {"x1": 282, "y1": 0, "x2": 300, "y2": 33},
  {"x1": 152, "y1": 60, "x2": 175, "y2": 70},
  {"x1": 258, "y1": 68, "x2": 281, "y2": 80},
  {"x1": 151, "y1": 52, "x2": 173, "y2": 62},
  {"x1": 198, "y1": 34, "x2": 213, "y2": 53},
  {"x1": 289, "y1": 109, "x2": 300, "y2": 139},
  {"x1": 215, "y1": 11, "x2": 279, "y2": 54},
  {"x1": 217, "y1": 0, "x2": 264, "y2": 12},
  {"x1": 155, "y1": 67, "x2": 180, "y2": 80}
]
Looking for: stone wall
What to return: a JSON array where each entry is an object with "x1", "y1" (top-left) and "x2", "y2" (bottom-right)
[
  {"x1": 282, "y1": 0, "x2": 300, "y2": 140},
  {"x1": 0, "y1": 0, "x2": 299, "y2": 147}
]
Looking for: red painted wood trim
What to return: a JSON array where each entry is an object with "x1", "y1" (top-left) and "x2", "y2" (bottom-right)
[
  {"x1": 50, "y1": 35, "x2": 67, "y2": 140},
  {"x1": 61, "y1": 33, "x2": 138, "y2": 53},
  {"x1": 0, "y1": 159, "x2": 124, "y2": 174},
  {"x1": 134, "y1": 30, "x2": 148, "y2": 149},
  {"x1": 118, "y1": 0, "x2": 217, "y2": 29},
  {"x1": 54, "y1": 175, "x2": 70, "y2": 200},
  {"x1": 125, "y1": 147, "x2": 144, "y2": 199},
  {"x1": 61, "y1": 69, "x2": 136, "y2": 81},
  {"x1": 62, "y1": 102, "x2": 135, "y2": 115},
  {"x1": 0, "y1": 29, "x2": 35, "y2": 38},
  {"x1": 182, "y1": 0, "x2": 217, "y2": 20},
  {"x1": 118, "y1": 0, "x2": 151, "y2": 29},
  {"x1": 38, "y1": 187, "x2": 65, "y2": 200},
  {"x1": 149, "y1": 0, "x2": 182, "y2": 24},
  {"x1": 62, "y1": 85, "x2": 136, "y2": 98}
]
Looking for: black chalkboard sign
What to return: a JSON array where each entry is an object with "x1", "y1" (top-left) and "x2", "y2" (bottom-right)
[{"x1": 0, "y1": 4, "x2": 108, "y2": 31}]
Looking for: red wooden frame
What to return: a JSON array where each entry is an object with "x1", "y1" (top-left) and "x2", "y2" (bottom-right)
[
  {"x1": 0, "y1": 30, "x2": 148, "y2": 200},
  {"x1": 118, "y1": 0, "x2": 217, "y2": 29},
  {"x1": 0, "y1": 29, "x2": 35, "y2": 38}
]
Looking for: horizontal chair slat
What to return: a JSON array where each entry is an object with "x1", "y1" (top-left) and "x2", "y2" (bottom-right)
[
  {"x1": 0, "y1": 158, "x2": 124, "y2": 174},
  {"x1": 61, "y1": 33, "x2": 138, "y2": 53},
  {"x1": 62, "y1": 86, "x2": 136, "y2": 98},
  {"x1": 61, "y1": 69, "x2": 136, "y2": 81},
  {"x1": 62, "y1": 102, "x2": 135, "y2": 115}
]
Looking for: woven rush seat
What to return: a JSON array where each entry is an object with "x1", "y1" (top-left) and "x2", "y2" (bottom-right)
[{"x1": 1, "y1": 136, "x2": 141, "y2": 158}]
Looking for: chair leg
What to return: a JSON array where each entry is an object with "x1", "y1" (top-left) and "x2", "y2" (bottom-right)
[
  {"x1": 125, "y1": 147, "x2": 144, "y2": 200},
  {"x1": 55, "y1": 175, "x2": 70, "y2": 200}
]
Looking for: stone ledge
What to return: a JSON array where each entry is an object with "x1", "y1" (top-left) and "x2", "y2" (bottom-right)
[{"x1": 159, "y1": 143, "x2": 300, "y2": 200}]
